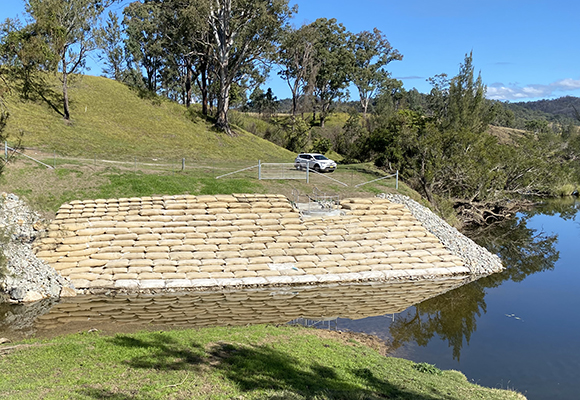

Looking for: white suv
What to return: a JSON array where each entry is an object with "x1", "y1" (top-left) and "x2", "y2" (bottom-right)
[{"x1": 294, "y1": 153, "x2": 337, "y2": 173}]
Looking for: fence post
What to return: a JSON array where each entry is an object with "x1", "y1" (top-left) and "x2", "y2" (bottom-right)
[
  {"x1": 396, "y1": 170, "x2": 399, "y2": 190},
  {"x1": 258, "y1": 160, "x2": 262, "y2": 180},
  {"x1": 306, "y1": 163, "x2": 309, "y2": 184},
  {"x1": 4, "y1": 141, "x2": 7, "y2": 161},
  {"x1": 182, "y1": 158, "x2": 185, "y2": 171},
  {"x1": 53, "y1": 152, "x2": 56, "y2": 169}
]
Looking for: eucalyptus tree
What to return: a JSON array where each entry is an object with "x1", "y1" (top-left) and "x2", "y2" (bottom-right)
[
  {"x1": 348, "y1": 28, "x2": 402, "y2": 118},
  {"x1": 309, "y1": 18, "x2": 353, "y2": 127},
  {"x1": 194, "y1": 0, "x2": 295, "y2": 135},
  {"x1": 25, "y1": 0, "x2": 115, "y2": 120},
  {"x1": 0, "y1": 18, "x2": 54, "y2": 101},
  {"x1": 277, "y1": 24, "x2": 317, "y2": 116}
]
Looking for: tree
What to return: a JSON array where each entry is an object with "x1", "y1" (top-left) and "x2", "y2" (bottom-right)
[
  {"x1": 445, "y1": 51, "x2": 493, "y2": 134},
  {"x1": 248, "y1": 87, "x2": 278, "y2": 117},
  {"x1": 309, "y1": 18, "x2": 353, "y2": 127},
  {"x1": 192, "y1": 0, "x2": 294, "y2": 135},
  {"x1": 349, "y1": 28, "x2": 402, "y2": 118},
  {"x1": 123, "y1": 0, "x2": 164, "y2": 93},
  {"x1": 25, "y1": 0, "x2": 113, "y2": 120},
  {"x1": 0, "y1": 68, "x2": 9, "y2": 175},
  {"x1": 277, "y1": 24, "x2": 317, "y2": 116},
  {"x1": 98, "y1": 11, "x2": 126, "y2": 82}
]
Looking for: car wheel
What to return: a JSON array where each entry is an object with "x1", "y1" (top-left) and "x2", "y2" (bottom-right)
[{"x1": 313, "y1": 164, "x2": 321, "y2": 172}]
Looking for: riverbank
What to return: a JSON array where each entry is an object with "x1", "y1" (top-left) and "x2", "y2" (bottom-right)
[
  {"x1": 1, "y1": 192, "x2": 503, "y2": 302},
  {"x1": 0, "y1": 324, "x2": 525, "y2": 400}
]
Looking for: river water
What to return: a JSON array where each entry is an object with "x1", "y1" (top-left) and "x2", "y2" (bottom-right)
[
  {"x1": 338, "y1": 199, "x2": 580, "y2": 400},
  {"x1": 1, "y1": 199, "x2": 578, "y2": 399}
]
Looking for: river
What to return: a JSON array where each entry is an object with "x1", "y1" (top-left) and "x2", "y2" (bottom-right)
[{"x1": 337, "y1": 198, "x2": 580, "y2": 400}]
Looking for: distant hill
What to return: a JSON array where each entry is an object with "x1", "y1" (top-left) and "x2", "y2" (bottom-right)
[
  {"x1": 504, "y1": 96, "x2": 580, "y2": 127},
  {"x1": 512, "y1": 96, "x2": 580, "y2": 119},
  {"x1": 3, "y1": 74, "x2": 295, "y2": 163}
]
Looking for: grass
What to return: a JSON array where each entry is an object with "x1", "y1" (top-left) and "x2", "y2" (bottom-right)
[
  {"x1": 4, "y1": 75, "x2": 294, "y2": 163},
  {"x1": 0, "y1": 325, "x2": 525, "y2": 400},
  {"x1": 1, "y1": 155, "x2": 415, "y2": 217}
]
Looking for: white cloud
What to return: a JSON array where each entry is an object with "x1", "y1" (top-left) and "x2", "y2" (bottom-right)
[{"x1": 487, "y1": 79, "x2": 580, "y2": 101}]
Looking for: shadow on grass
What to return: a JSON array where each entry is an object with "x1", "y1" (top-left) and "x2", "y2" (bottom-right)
[
  {"x1": 109, "y1": 332, "x2": 205, "y2": 371},
  {"x1": 78, "y1": 388, "x2": 145, "y2": 400},
  {"x1": 80, "y1": 333, "x2": 443, "y2": 400}
]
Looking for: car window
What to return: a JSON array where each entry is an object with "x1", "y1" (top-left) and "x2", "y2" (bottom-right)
[{"x1": 314, "y1": 155, "x2": 328, "y2": 160}]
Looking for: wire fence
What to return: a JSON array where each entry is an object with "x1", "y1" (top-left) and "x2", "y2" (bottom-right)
[{"x1": 5, "y1": 142, "x2": 400, "y2": 191}]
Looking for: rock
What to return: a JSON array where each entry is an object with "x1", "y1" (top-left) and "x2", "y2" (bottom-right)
[
  {"x1": 0, "y1": 193, "x2": 73, "y2": 303},
  {"x1": 60, "y1": 286, "x2": 77, "y2": 298},
  {"x1": 22, "y1": 291, "x2": 44, "y2": 303},
  {"x1": 378, "y1": 193, "x2": 504, "y2": 275},
  {"x1": 9, "y1": 288, "x2": 25, "y2": 301},
  {"x1": 0, "y1": 338, "x2": 10, "y2": 344}
]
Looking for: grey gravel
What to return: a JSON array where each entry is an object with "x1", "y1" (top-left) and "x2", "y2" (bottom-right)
[
  {"x1": 0, "y1": 193, "x2": 74, "y2": 303},
  {"x1": 379, "y1": 193, "x2": 504, "y2": 275}
]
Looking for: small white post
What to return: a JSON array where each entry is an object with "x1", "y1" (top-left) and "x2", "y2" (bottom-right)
[
  {"x1": 306, "y1": 163, "x2": 309, "y2": 184},
  {"x1": 396, "y1": 170, "x2": 399, "y2": 190},
  {"x1": 182, "y1": 158, "x2": 185, "y2": 171},
  {"x1": 4, "y1": 141, "x2": 7, "y2": 161},
  {"x1": 258, "y1": 160, "x2": 262, "y2": 180}
]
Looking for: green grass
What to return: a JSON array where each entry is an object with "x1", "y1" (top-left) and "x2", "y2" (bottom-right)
[
  {"x1": 0, "y1": 325, "x2": 524, "y2": 400},
  {"x1": 1, "y1": 156, "x2": 417, "y2": 217},
  {"x1": 4, "y1": 74, "x2": 294, "y2": 162}
]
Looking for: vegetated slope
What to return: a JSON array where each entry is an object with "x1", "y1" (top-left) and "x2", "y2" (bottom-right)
[
  {"x1": 507, "y1": 95, "x2": 580, "y2": 124},
  {"x1": 3, "y1": 75, "x2": 295, "y2": 162}
]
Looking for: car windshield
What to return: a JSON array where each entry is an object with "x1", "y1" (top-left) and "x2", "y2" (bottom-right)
[{"x1": 313, "y1": 155, "x2": 328, "y2": 160}]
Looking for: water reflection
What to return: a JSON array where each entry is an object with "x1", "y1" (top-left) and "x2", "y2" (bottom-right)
[
  {"x1": 1, "y1": 277, "x2": 471, "y2": 340},
  {"x1": 387, "y1": 205, "x2": 561, "y2": 361}
]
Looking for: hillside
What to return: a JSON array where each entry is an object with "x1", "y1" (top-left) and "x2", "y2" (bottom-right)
[
  {"x1": 505, "y1": 95, "x2": 580, "y2": 126},
  {"x1": 3, "y1": 74, "x2": 295, "y2": 163}
]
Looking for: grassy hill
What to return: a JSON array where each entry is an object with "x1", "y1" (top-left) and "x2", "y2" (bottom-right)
[
  {"x1": 3, "y1": 74, "x2": 295, "y2": 163},
  {"x1": 0, "y1": 74, "x2": 417, "y2": 217}
]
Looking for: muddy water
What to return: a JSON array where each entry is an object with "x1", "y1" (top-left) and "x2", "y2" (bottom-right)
[{"x1": 0, "y1": 277, "x2": 471, "y2": 341}]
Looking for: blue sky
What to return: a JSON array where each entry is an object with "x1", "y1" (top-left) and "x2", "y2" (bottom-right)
[{"x1": 2, "y1": 0, "x2": 580, "y2": 102}]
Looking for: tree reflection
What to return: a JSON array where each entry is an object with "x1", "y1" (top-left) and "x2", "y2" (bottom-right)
[{"x1": 389, "y1": 211, "x2": 560, "y2": 360}]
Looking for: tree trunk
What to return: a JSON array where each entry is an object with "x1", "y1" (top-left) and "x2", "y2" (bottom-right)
[
  {"x1": 216, "y1": 76, "x2": 231, "y2": 134},
  {"x1": 62, "y1": 68, "x2": 70, "y2": 120},
  {"x1": 200, "y1": 62, "x2": 208, "y2": 116},
  {"x1": 185, "y1": 59, "x2": 192, "y2": 108}
]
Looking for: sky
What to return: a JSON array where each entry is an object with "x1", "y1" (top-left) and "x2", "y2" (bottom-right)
[{"x1": 2, "y1": 0, "x2": 580, "y2": 103}]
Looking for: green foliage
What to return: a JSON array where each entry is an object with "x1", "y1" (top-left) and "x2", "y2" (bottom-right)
[
  {"x1": 348, "y1": 28, "x2": 402, "y2": 117},
  {"x1": 363, "y1": 52, "x2": 569, "y2": 224},
  {"x1": 413, "y1": 362, "x2": 443, "y2": 375},
  {"x1": 310, "y1": 137, "x2": 332, "y2": 154},
  {"x1": 25, "y1": 0, "x2": 111, "y2": 120},
  {"x1": 334, "y1": 111, "x2": 368, "y2": 162},
  {"x1": 284, "y1": 117, "x2": 311, "y2": 153},
  {"x1": 309, "y1": 18, "x2": 353, "y2": 127}
]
